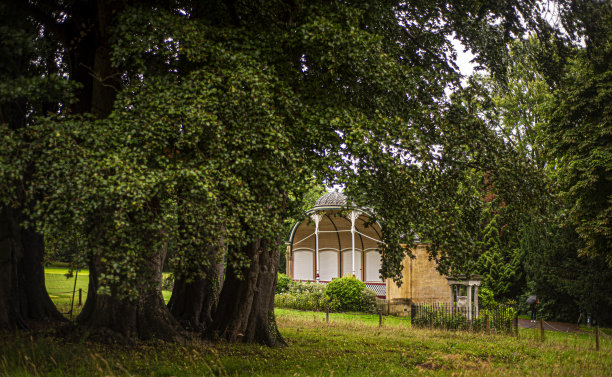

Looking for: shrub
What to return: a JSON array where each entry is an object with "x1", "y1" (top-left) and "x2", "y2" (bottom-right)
[
  {"x1": 274, "y1": 278, "x2": 377, "y2": 313},
  {"x1": 274, "y1": 292, "x2": 330, "y2": 311},
  {"x1": 478, "y1": 287, "x2": 497, "y2": 309},
  {"x1": 275, "y1": 281, "x2": 329, "y2": 311},
  {"x1": 360, "y1": 287, "x2": 378, "y2": 313},
  {"x1": 325, "y1": 276, "x2": 365, "y2": 312},
  {"x1": 287, "y1": 280, "x2": 325, "y2": 294},
  {"x1": 276, "y1": 273, "x2": 291, "y2": 294}
]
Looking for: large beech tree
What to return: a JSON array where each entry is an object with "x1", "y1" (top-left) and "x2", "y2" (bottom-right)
[
  {"x1": 0, "y1": 1, "x2": 72, "y2": 328},
  {"x1": 2, "y1": 0, "x2": 571, "y2": 342}
]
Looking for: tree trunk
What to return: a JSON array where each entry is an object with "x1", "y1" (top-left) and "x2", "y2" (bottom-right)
[
  {"x1": 167, "y1": 244, "x2": 225, "y2": 331},
  {"x1": 0, "y1": 207, "x2": 65, "y2": 329},
  {"x1": 77, "y1": 246, "x2": 185, "y2": 341},
  {"x1": 207, "y1": 239, "x2": 285, "y2": 346}
]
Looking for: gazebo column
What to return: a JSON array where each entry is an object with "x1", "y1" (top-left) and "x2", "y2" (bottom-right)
[
  {"x1": 349, "y1": 211, "x2": 359, "y2": 278},
  {"x1": 311, "y1": 213, "x2": 323, "y2": 282}
]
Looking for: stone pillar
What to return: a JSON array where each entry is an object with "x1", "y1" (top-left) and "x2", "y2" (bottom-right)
[
  {"x1": 474, "y1": 285, "x2": 479, "y2": 319},
  {"x1": 466, "y1": 283, "x2": 472, "y2": 321}
]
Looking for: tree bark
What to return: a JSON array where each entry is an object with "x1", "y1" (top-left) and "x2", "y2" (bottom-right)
[
  {"x1": 77, "y1": 245, "x2": 185, "y2": 341},
  {"x1": 0, "y1": 207, "x2": 65, "y2": 329},
  {"x1": 167, "y1": 247, "x2": 225, "y2": 332},
  {"x1": 207, "y1": 239, "x2": 285, "y2": 346}
]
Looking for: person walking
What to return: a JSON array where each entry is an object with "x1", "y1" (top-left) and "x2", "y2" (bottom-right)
[{"x1": 526, "y1": 295, "x2": 539, "y2": 323}]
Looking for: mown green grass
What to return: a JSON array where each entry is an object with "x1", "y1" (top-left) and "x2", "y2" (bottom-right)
[
  {"x1": 45, "y1": 268, "x2": 90, "y2": 317},
  {"x1": 2, "y1": 307, "x2": 611, "y2": 376},
  {"x1": 44, "y1": 268, "x2": 172, "y2": 317}
]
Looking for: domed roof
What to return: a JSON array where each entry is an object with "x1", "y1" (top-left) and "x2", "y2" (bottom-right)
[{"x1": 314, "y1": 191, "x2": 347, "y2": 207}]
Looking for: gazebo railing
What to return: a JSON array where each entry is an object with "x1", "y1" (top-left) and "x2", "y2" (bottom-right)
[{"x1": 291, "y1": 279, "x2": 386, "y2": 299}]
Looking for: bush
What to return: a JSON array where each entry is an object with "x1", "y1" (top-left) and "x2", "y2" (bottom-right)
[
  {"x1": 275, "y1": 281, "x2": 329, "y2": 311},
  {"x1": 325, "y1": 276, "x2": 366, "y2": 312},
  {"x1": 274, "y1": 291, "x2": 330, "y2": 311},
  {"x1": 478, "y1": 287, "x2": 497, "y2": 309},
  {"x1": 359, "y1": 287, "x2": 378, "y2": 314},
  {"x1": 274, "y1": 278, "x2": 377, "y2": 313},
  {"x1": 276, "y1": 273, "x2": 291, "y2": 294}
]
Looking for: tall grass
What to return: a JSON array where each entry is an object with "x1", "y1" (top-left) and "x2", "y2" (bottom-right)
[{"x1": 2, "y1": 308, "x2": 610, "y2": 376}]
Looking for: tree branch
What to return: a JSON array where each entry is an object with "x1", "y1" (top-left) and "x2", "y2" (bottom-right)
[{"x1": 25, "y1": 1, "x2": 69, "y2": 44}]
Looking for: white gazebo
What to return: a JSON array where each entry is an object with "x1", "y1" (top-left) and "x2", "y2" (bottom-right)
[{"x1": 285, "y1": 191, "x2": 387, "y2": 297}]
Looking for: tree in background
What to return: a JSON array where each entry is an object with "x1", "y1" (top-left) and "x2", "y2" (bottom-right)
[
  {"x1": 477, "y1": 212, "x2": 522, "y2": 301},
  {"x1": 478, "y1": 0, "x2": 612, "y2": 322}
]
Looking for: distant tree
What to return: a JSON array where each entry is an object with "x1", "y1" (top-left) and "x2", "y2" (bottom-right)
[
  {"x1": 545, "y1": 40, "x2": 612, "y2": 265},
  {"x1": 479, "y1": 0, "x2": 612, "y2": 320},
  {"x1": 521, "y1": 216, "x2": 612, "y2": 324},
  {"x1": 477, "y1": 212, "x2": 522, "y2": 301}
]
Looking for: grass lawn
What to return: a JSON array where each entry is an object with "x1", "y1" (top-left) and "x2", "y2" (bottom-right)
[
  {"x1": 2, "y1": 306, "x2": 611, "y2": 376},
  {"x1": 43, "y1": 268, "x2": 173, "y2": 317}
]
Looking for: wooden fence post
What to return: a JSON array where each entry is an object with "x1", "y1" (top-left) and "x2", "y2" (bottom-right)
[
  {"x1": 326, "y1": 306, "x2": 329, "y2": 324},
  {"x1": 514, "y1": 314, "x2": 519, "y2": 338},
  {"x1": 596, "y1": 325, "x2": 600, "y2": 351},
  {"x1": 485, "y1": 314, "x2": 490, "y2": 335},
  {"x1": 379, "y1": 308, "x2": 383, "y2": 327},
  {"x1": 540, "y1": 319, "x2": 545, "y2": 342},
  {"x1": 78, "y1": 288, "x2": 82, "y2": 306}
]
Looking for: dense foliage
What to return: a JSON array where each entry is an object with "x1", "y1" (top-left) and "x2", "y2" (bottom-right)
[
  {"x1": 275, "y1": 281, "x2": 329, "y2": 312},
  {"x1": 325, "y1": 276, "x2": 377, "y2": 313},
  {"x1": 475, "y1": 2, "x2": 612, "y2": 324},
  {"x1": 275, "y1": 278, "x2": 377, "y2": 313},
  {"x1": 2, "y1": 0, "x2": 608, "y2": 339}
]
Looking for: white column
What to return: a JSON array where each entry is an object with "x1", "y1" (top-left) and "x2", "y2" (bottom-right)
[
  {"x1": 467, "y1": 284, "x2": 472, "y2": 321},
  {"x1": 474, "y1": 285, "x2": 479, "y2": 319},
  {"x1": 311, "y1": 213, "x2": 323, "y2": 282},
  {"x1": 349, "y1": 211, "x2": 359, "y2": 278}
]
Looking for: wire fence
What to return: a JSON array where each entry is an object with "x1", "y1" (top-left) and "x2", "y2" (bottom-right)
[
  {"x1": 410, "y1": 302, "x2": 517, "y2": 334},
  {"x1": 50, "y1": 288, "x2": 86, "y2": 316}
]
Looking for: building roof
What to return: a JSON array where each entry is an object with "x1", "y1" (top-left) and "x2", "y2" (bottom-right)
[{"x1": 314, "y1": 191, "x2": 347, "y2": 207}]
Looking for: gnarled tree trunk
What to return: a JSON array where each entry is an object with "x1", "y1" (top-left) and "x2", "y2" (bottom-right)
[
  {"x1": 77, "y1": 245, "x2": 184, "y2": 341},
  {"x1": 167, "y1": 247, "x2": 225, "y2": 332},
  {"x1": 0, "y1": 207, "x2": 65, "y2": 329},
  {"x1": 207, "y1": 239, "x2": 284, "y2": 346}
]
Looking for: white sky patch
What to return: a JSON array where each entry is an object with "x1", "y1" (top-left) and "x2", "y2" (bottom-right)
[{"x1": 451, "y1": 37, "x2": 476, "y2": 78}]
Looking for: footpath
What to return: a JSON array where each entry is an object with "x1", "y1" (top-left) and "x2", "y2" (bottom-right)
[{"x1": 518, "y1": 318, "x2": 583, "y2": 332}]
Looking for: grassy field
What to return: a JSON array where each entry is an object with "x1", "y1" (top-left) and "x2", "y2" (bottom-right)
[
  {"x1": 3, "y1": 269, "x2": 604, "y2": 375},
  {"x1": 44, "y1": 267, "x2": 90, "y2": 316},
  {"x1": 2, "y1": 305, "x2": 611, "y2": 376},
  {"x1": 44, "y1": 267, "x2": 172, "y2": 317}
]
